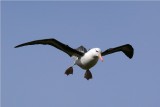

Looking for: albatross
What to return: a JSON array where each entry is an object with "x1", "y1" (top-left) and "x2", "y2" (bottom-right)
[{"x1": 15, "y1": 38, "x2": 134, "y2": 80}]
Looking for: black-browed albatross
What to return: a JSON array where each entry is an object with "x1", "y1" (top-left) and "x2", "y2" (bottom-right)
[{"x1": 15, "y1": 38, "x2": 134, "y2": 80}]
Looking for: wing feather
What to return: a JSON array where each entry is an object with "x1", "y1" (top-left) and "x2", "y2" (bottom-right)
[
  {"x1": 15, "y1": 38, "x2": 84, "y2": 57},
  {"x1": 101, "y1": 44, "x2": 134, "y2": 59}
]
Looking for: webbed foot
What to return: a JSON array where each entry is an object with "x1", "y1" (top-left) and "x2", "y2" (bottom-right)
[
  {"x1": 84, "y1": 70, "x2": 92, "y2": 80},
  {"x1": 65, "y1": 67, "x2": 73, "y2": 75}
]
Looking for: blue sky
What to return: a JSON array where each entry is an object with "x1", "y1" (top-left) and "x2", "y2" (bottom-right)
[{"x1": 2, "y1": 1, "x2": 160, "y2": 107}]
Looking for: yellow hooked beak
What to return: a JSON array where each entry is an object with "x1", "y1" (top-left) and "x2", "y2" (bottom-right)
[{"x1": 98, "y1": 53, "x2": 104, "y2": 62}]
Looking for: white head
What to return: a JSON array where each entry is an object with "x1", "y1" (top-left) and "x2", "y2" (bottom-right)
[{"x1": 89, "y1": 48, "x2": 104, "y2": 62}]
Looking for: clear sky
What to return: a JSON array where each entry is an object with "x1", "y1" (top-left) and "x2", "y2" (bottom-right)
[{"x1": 2, "y1": 1, "x2": 160, "y2": 107}]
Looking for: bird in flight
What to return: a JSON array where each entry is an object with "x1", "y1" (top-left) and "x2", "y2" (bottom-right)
[{"x1": 15, "y1": 38, "x2": 134, "y2": 80}]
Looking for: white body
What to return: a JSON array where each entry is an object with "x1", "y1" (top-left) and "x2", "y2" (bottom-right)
[{"x1": 75, "y1": 48, "x2": 102, "y2": 70}]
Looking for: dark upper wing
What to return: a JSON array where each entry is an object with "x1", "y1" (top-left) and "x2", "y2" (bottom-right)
[
  {"x1": 76, "y1": 46, "x2": 87, "y2": 53},
  {"x1": 15, "y1": 38, "x2": 84, "y2": 57},
  {"x1": 101, "y1": 44, "x2": 134, "y2": 59}
]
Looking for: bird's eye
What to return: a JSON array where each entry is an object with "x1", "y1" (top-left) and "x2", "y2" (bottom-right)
[{"x1": 96, "y1": 50, "x2": 98, "y2": 52}]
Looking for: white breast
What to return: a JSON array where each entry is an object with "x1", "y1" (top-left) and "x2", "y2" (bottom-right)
[{"x1": 76, "y1": 52, "x2": 99, "y2": 70}]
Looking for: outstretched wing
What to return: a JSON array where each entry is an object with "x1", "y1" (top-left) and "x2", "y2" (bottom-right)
[
  {"x1": 15, "y1": 38, "x2": 84, "y2": 57},
  {"x1": 101, "y1": 44, "x2": 134, "y2": 59}
]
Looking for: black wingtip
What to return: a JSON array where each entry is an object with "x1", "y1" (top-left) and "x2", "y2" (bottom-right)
[
  {"x1": 14, "y1": 41, "x2": 35, "y2": 48},
  {"x1": 14, "y1": 44, "x2": 23, "y2": 48},
  {"x1": 14, "y1": 46, "x2": 18, "y2": 48},
  {"x1": 123, "y1": 44, "x2": 134, "y2": 59}
]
